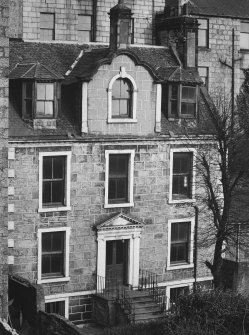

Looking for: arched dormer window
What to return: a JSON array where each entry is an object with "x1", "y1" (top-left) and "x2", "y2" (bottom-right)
[{"x1": 108, "y1": 67, "x2": 137, "y2": 123}]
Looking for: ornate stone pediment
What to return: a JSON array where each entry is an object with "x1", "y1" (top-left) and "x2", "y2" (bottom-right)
[{"x1": 95, "y1": 212, "x2": 144, "y2": 231}]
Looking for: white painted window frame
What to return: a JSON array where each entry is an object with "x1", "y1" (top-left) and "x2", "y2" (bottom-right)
[
  {"x1": 37, "y1": 226, "x2": 70, "y2": 284},
  {"x1": 166, "y1": 281, "x2": 193, "y2": 310},
  {"x1": 104, "y1": 149, "x2": 135, "y2": 208},
  {"x1": 107, "y1": 67, "x2": 138, "y2": 123},
  {"x1": 169, "y1": 148, "x2": 196, "y2": 204},
  {"x1": 38, "y1": 151, "x2": 71, "y2": 212},
  {"x1": 167, "y1": 217, "x2": 195, "y2": 270},
  {"x1": 44, "y1": 295, "x2": 69, "y2": 318}
]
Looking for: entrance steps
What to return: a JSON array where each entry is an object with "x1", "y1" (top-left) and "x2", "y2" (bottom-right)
[{"x1": 123, "y1": 289, "x2": 166, "y2": 323}]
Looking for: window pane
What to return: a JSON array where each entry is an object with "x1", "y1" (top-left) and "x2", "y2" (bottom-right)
[
  {"x1": 198, "y1": 19, "x2": 207, "y2": 29},
  {"x1": 43, "y1": 181, "x2": 52, "y2": 204},
  {"x1": 171, "y1": 85, "x2": 178, "y2": 99},
  {"x1": 116, "y1": 178, "x2": 127, "y2": 200},
  {"x1": 120, "y1": 100, "x2": 128, "y2": 116},
  {"x1": 112, "y1": 79, "x2": 132, "y2": 118},
  {"x1": 26, "y1": 83, "x2": 33, "y2": 98},
  {"x1": 181, "y1": 102, "x2": 195, "y2": 116},
  {"x1": 53, "y1": 157, "x2": 64, "y2": 179},
  {"x1": 25, "y1": 100, "x2": 33, "y2": 117},
  {"x1": 182, "y1": 86, "x2": 196, "y2": 100},
  {"x1": 241, "y1": 22, "x2": 249, "y2": 33},
  {"x1": 36, "y1": 101, "x2": 45, "y2": 115},
  {"x1": 40, "y1": 13, "x2": 54, "y2": 29},
  {"x1": 198, "y1": 30, "x2": 207, "y2": 47},
  {"x1": 52, "y1": 232, "x2": 63, "y2": 251},
  {"x1": 51, "y1": 181, "x2": 64, "y2": 204},
  {"x1": 51, "y1": 254, "x2": 63, "y2": 274},
  {"x1": 120, "y1": 80, "x2": 130, "y2": 99},
  {"x1": 173, "y1": 153, "x2": 191, "y2": 173},
  {"x1": 108, "y1": 155, "x2": 129, "y2": 202},
  {"x1": 37, "y1": 83, "x2": 46, "y2": 100},
  {"x1": 240, "y1": 33, "x2": 249, "y2": 49},
  {"x1": 78, "y1": 15, "x2": 91, "y2": 30},
  {"x1": 112, "y1": 100, "x2": 119, "y2": 117},
  {"x1": 45, "y1": 301, "x2": 65, "y2": 317},
  {"x1": 43, "y1": 157, "x2": 53, "y2": 179},
  {"x1": 45, "y1": 84, "x2": 54, "y2": 100},
  {"x1": 78, "y1": 31, "x2": 91, "y2": 43},
  {"x1": 42, "y1": 233, "x2": 52, "y2": 252},
  {"x1": 178, "y1": 222, "x2": 189, "y2": 241},
  {"x1": 40, "y1": 29, "x2": 54, "y2": 41},
  {"x1": 120, "y1": 20, "x2": 129, "y2": 44},
  {"x1": 42, "y1": 255, "x2": 51, "y2": 275},
  {"x1": 44, "y1": 101, "x2": 53, "y2": 116}
]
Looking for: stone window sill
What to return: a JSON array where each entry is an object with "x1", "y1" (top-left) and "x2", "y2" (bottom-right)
[
  {"x1": 107, "y1": 118, "x2": 137, "y2": 124},
  {"x1": 37, "y1": 276, "x2": 70, "y2": 284},
  {"x1": 104, "y1": 202, "x2": 134, "y2": 209},
  {"x1": 38, "y1": 206, "x2": 71, "y2": 213}
]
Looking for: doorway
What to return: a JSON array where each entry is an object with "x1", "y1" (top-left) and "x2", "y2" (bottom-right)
[{"x1": 106, "y1": 239, "x2": 129, "y2": 288}]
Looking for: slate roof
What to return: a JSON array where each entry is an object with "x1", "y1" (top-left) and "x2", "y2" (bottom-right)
[
  {"x1": 9, "y1": 40, "x2": 207, "y2": 139},
  {"x1": 10, "y1": 40, "x2": 201, "y2": 84},
  {"x1": 10, "y1": 62, "x2": 64, "y2": 80},
  {"x1": 188, "y1": 0, "x2": 249, "y2": 19},
  {"x1": 10, "y1": 40, "x2": 85, "y2": 79}
]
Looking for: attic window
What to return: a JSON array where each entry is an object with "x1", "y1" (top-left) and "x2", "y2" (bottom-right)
[
  {"x1": 22, "y1": 81, "x2": 59, "y2": 120},
  {"x1": 163, "y1": 84, "x2": 198, "y2": 118}
]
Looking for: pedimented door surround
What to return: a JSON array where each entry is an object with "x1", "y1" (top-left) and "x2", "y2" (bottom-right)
[{"x1": 96, "y1": 212, "x2": 143, "y2": 290}]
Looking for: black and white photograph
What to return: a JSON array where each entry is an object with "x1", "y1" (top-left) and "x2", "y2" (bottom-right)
[{"x1": 1, "y1": 0, "x2": 249, "y2": 334}]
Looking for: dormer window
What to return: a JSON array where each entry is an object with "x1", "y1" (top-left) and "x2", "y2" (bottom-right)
[
  {"x1": 36, "y1": 83, "x2": 54, "y2": 118},
  {"x1": 165, "y1": 84, "x2": 198, "y2": 118},
  {"x1": 22, "y1": 81, "x2": 59, "y2": 120},
  {"x1": 108, "y1": 67, "x2": 137, "y2": 123},
  {"x1": 112, "y1": 78, "x2": 132, "y2": 118}
]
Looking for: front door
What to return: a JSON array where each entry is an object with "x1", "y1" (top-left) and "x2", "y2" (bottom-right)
[{"x1": 106, "y1": 240, "x2": 128, "y2": 288}]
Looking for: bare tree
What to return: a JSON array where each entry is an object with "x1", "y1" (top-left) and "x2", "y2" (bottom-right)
[{"x1": 194, "y1": 86, "x2": 249, "y2": 288}]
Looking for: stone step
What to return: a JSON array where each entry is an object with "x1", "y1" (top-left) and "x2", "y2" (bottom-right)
[{"x1": 134, "y1": 312, "x2": 165, "y2": 323}]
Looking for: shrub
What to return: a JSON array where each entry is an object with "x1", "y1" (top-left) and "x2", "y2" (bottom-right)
[{"x1": 104, "y1": 291, "x2": 249, "y2": 335}]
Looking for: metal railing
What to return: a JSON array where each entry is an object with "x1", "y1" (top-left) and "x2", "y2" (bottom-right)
[
  {"x1": 139, "y1": 269, "x2": 158, "y2": 293},
  {"x1": 118, "y1": 287, "x2": 135, "y2": 323},
  {"x1": 96, "y1": 273, "x2": 123, "y2": 300},
  {"x1": 139, "y1": 269, "x2": 168, "y2": 313}
]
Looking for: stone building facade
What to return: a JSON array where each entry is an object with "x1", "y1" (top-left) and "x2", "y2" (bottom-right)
[
  {"x1": 0, "y1": 0, "x2": 9, "y2": 320},
  {"x1": 3, "y1": 0, "x2": 249, "y2": 327}
]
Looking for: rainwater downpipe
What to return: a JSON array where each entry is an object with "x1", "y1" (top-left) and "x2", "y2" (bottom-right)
[{"x1": 193, "y1": 205, "x2": 199, "y2": 292}]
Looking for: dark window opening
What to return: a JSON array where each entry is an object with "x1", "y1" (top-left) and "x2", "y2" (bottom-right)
[
  {"x1": 172, "y1": 152, "x2": 193, "y2": 200},
  {"x1": 170, "y1": 286, "x2": 190, "y2": 304},
  {"x1": 42, "y1": 156, "x2": 65, "y2": 206},
  {"x1": 108, "y1": 154, "x2": 129, "y2": 204},
  {"x1": 112, "y1": 79, "x2": 132, "y2": 118},
  {"x1": 45, "y1": 301, "x2": 65, "y2": 317},
  {"x1": 42, "y1": 231, "x2": 64, "y2": 278},
  {"x1": 170, "y1": 221, "x2": 190, "y2": 264}
]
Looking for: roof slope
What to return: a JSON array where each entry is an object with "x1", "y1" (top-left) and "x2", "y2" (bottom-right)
[
  {"x1": 10, "y1": 40, "x2": 201, "y2": 84},
  {"x1": 189, "y1": 0, "x2": 249, "y2": 19}
]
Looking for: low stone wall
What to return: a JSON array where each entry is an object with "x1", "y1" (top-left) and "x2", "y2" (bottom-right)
[{"x1": 39, "y1": 311, "x2": 82, "y2": 335}]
